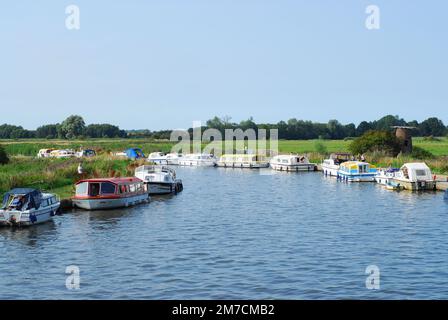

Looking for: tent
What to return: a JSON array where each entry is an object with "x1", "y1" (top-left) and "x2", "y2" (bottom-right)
[
  {"x1": 124, "y1": 148, "x2": 145, "y2": 160},
  {"x1": 1, "y1": 188, "x2": 42, "y2": 210}
]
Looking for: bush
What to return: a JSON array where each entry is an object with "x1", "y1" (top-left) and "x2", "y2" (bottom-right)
[
  {"x1": 0, "y1": 145, "x2": 9, "y2": 165},
  {"x1": 314, "y1": 141, "x2": 328, "y2": 154},
  {"x1": 349, "y1": 130, "x2": 401, "y2": 156},
  {"x1": 411, "y1": 146, "x2": 434, "y2": 159}
]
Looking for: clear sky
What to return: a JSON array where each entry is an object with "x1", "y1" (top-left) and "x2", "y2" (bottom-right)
[{"x1": 0, "y1": 0, "x2": 446, "y2": 130}]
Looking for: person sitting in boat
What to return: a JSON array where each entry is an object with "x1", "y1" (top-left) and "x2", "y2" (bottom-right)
[
  {"x1": 361, "y1": 154, "x2": 366, "y2": 162},
  {"x1": 10, "y1": 195, "x2": 25, "y2": 211}
]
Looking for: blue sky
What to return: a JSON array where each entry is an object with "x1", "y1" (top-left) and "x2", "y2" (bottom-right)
[{"x1": 0, "y1": 0, "x2": 446, "y2": 130}]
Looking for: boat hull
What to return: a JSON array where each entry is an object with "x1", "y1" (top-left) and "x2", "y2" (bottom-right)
[
  {"x1": 73, "y1": 194, "x2": 149, "y2": 210},
  {"x1": 0, "y1": 203, "x2": 60, "y2": 227},
  {"x1": 337, "y1": 172, "x2": 376, "y2": 182},
  {"x1": 270, "y1": 163, "x2": 316, "y2": 172},
  {"x1": 390, "y1": 179, "x2": 436, "y2": 191},
  {"x1": 147, "y1": 181, "x2": 183, "y2": 195},
  {"x1": 217, "y1": 162, "x2": 269, "y2": 169},
  {"x1": 178, "y1": 160, "x2": 216, "y2": 167},
  {"x1": 322, "y1": 164, "x2": 340, "y2": 177}
]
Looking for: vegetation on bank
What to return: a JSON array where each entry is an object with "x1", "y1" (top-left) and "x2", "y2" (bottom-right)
[
  {"x1": 1, "y1": 135, "x2": 447, "y2": 199},
  {"x1": 0, "y1": 156, "x2": 143, "y2": 199}
]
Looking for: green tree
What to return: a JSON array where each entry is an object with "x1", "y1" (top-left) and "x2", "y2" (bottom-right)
[
  {"x1": 36, "y1": 124, "x2": 59, "y2": 139},
  {"x1": 419, "y1": 117, "x2": 446, "y2": 137},
  {"x1": 59, "y1": 115, "x2": 86, "y2": 139},
  {"x1": 0, "y1": 145, "x2": 9, "y2": 165},
  {"x1": 349, "y1": 130, "x2": 401, "y2": 156}
]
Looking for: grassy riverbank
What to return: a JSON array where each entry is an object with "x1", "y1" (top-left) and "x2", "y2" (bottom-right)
[
  {"x1": 1, "y1": 137, "x2": 447, "y2": 199},
  {"x1": 0, "y1": 156, "x2": 144, "y2": 199}
]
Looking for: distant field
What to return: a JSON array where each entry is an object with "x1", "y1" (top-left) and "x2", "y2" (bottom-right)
[{"x1": 1, "y1": 137, "x2": 448, "y2": 156}]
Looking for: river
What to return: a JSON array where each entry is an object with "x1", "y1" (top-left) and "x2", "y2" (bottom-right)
[{"x1": 1, "y1": 167, "x2": 447, "y2": 299}]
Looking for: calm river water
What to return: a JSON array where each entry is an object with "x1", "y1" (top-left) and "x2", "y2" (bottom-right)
[{"x1": 1, "y1": 167, "x2": 448, "y2": 299}]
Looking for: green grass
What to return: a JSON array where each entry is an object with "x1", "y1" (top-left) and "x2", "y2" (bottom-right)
[{"x1": 3, "y1": 137, "x2": 447, "y2": 156}]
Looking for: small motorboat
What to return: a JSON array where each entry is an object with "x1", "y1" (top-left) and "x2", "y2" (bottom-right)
[
  {"x1": 385, "y1": 181, "x2": 402, "y2": 191},
  {"x1": 0, "y1": 188, "x2": 60, "y2": 227},
  {"x1": 135, "y1": 165, "x2": 183, "y2": 195},
  {"x1": 72, "y1": 177, "x2": 149, "y2": 210},
  {"x1": 375, "y1": 167, "x2": 399, "y2": 185}
]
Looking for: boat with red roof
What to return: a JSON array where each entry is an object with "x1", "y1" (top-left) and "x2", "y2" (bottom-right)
[{"x1": 72, "y1": 177, "x2": 149, "y2": 210}]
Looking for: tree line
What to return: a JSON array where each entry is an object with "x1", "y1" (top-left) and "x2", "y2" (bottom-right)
[
  {"x1": 0, "y1": 115, "x2": 127, "y2": 139},
  {"x1": 0, "y1": 114, "x2": 447, "y2": 140}
]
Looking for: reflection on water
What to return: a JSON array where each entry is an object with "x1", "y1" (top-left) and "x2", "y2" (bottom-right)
[{"x1": 1, "y1": 167, "x2": 447, "y2": 299}]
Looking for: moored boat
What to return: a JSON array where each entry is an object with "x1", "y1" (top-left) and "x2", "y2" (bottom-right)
[
  {"x1": 321, "y1": 153, "x2": 351, "y2": 177},
  {"x1": 177, "y1": 153, "x2": 217, "y2": 167},
  {"x1": 217, "y1": 154, "x2": 269, "y2": 168},
  {"x1": 165, "y1": 153, "x2": 184, "y2": 165},
  {"x1": 72, "y1": 178, "x2": 149, "y2": 210},
  {"x1": 337, "y1": 161, "x2": 377, "y2": 182},
  {"x1": 375, "y1": 168, "x2": 399, "y2": 185},
  {"x1": 37, "y1": 148, "x2": 55, "y2": 158},
  {"x1": 147, "y1": 152, "x2": 167, "y2": 164},
  {"x1": 270, "y1": 155, "x2": 316, "y2": 172},
  {"x1": 0, "y1": 188, "x2": 60, "y2": 227},
  {"x1": 391, "y1": 163, "x2": 436, "y2": 191},
  {"x1": 50, "y1": 149, "x2": 76, "y2": 158},
  {"x1": 135, "y1": 165, "x2": 183, "y2": 195}
]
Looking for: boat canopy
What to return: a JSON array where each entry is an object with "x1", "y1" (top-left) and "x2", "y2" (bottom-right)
[
  {"x1": 1, "y1": 188, "x2": 42, "y2": 210},
  {"x1": 400, "y1": 163, "x2": 432, "y2": 182}
]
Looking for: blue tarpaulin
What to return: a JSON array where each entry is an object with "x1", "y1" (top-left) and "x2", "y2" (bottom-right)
[{"x1": 124, "y1": 148, "x2": 145, "y2": 160}]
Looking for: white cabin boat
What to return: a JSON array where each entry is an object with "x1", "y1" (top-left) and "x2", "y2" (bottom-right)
[
  {"x1": 37, "y1": 148, "x2": 55, "y2": 158},
  {"x1": 135, "y1": 165, "x2": 183, "y2": 195},
  {"x1": 321, "y1": 153, "x2": 351, "y2": 177},
  {"x1": 177, "y1": 154, "x2": 217, "y2": 167},
  {"x1": 50, "y1": 149, "x2": 76, "y2": 158},
  {"x1": 72, "y1": 178, "x2": 149, "y2": 210},
  {"x1": 0, "y1": 188, "x2": 60, "y2": 227},
  {"x1": 270, "y1": 155, "x2": 316, "y2": 172},
  {"x1": 147, "y1": 152, "x2": 167, "y2": 164},
  {"x1": 391, "y1": 163, "x2": 436, "y2": 191},
  {"x1": 165, "y1": 153, "x2": 184, "y2": 165},
  {"x1": 337, "y1": 161, "x2": 377, "y2": 182},
  {"x1": 375, "y1": 168, "x2": 399, "y2": 185},
  {"x1": 217, "y1": 154, "x2": 269, "y2": 168}
]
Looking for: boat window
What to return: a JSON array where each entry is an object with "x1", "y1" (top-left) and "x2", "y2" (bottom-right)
[
  {"x1": 89, "y1": 183, "x2": 100, "y2": 196},
  {"x1": 76, "y1": 182, "x2": 89, "y2": 195},
  {"x1": 130, "y1": 184, "x2": 136, "y2": 193},
  {"x1": 282, "y1": 159, "x2": 289, "y2": 164},
  {"x1": 416, "y1": 169, "x2": 427, "y2": 176},
  {"x1": 101, "y1": 182, "x2": 116, "y2": 195}
]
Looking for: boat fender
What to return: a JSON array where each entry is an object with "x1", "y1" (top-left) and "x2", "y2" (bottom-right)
[{"x1": 30, "y1": 214, "x2": 37, "y2": 223}]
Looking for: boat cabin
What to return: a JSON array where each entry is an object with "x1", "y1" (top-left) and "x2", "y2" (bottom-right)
[{"x1": 74, "y1": 178, "x2": 146, "y2": 198}]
